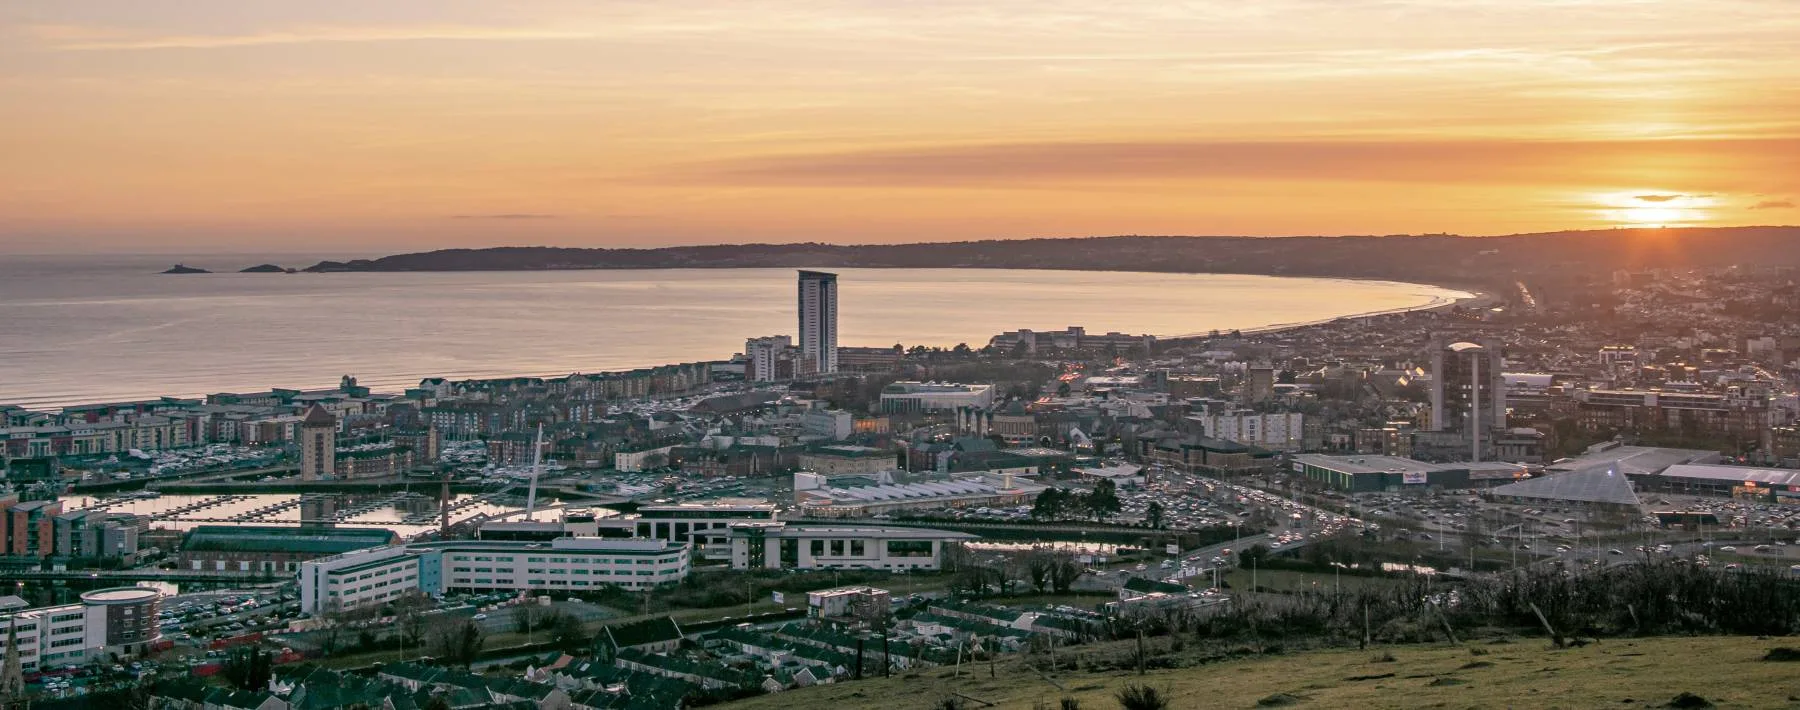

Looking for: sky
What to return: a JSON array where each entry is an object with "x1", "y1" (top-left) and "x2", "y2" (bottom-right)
[{"x1": 2, "y1": 0, "x2": 1798, "y2": 253}]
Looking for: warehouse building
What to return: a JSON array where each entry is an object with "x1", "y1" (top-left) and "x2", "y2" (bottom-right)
[
  {"x1": 793, "y1": 473, "x2": 1045, "y2": 518},
  {"x1": 1630, "y1": 463, "x2": 1800, "y2": 501},
  {"x1": 1289, "y1": 454, "x2": 1528, "y2": 493},
  {"x1": 1544, "y1": 443, "x2": 1719, "y2": 476},
  {"x1": 180, "y1": 525, "x2": 399, "y2": 574}
]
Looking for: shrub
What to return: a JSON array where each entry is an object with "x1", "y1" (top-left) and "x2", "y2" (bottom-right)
[{"x1": 1115, "y1": 684, "x2": 1170, "y2": 710}]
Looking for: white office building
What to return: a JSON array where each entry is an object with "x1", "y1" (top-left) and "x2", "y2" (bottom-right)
[
  {"x1": 0, "y1": 587, "x2": 162, "y2": 672},
  {"x1": 603, "y1": 503, "x2": 778, "y2": 558},
  {"x1": 298, "y1": 537, "x2": 691, "y2": 615},
  {"x1": 800, "y1": 407, "x2": 854, "y2": 440},
  {"x1": 798, "y1": 270, "x2": 838, "y2": 375},
  {"x1": 878, "y1": 382, "x2": 996, "y2": 414},
  {"x1": 1187, "y1": 410, "x2": 1305, "y2": 450},
  {"x1": 728, "y1": 522, "x2": 974, "y2": 571},
  {"x1": 745, "y1": 335, "x2": 794, "y2": 383}
]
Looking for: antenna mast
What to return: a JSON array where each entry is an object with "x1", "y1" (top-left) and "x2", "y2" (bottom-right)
[{"x1": 525, "y1": 423, "x2": 544, "y2": 520}]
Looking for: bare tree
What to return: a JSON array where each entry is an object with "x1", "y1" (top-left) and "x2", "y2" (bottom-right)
[
  {"x1": 430, "y1": 618, "x2": 484, "y2": 667},
  {"x1": 1048, "y1": 553, "x2": 1083, "y2": 594},
  {"x1": 1026, "y1": 551, "x2": 1055, "y2": 593}
]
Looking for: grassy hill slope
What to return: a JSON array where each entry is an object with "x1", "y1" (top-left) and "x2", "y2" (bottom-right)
[{"x1": 719, "y1": 635, "x2": 1800, "y2": 709}]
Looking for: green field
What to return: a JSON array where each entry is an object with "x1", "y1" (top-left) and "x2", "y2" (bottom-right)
[{"x1": 719, "y1": 635, "x2": 1800, "y2": 709}]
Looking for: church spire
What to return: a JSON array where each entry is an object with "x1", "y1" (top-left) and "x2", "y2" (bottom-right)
[{"x1": 0, "y1": 622, "x2": 24, "y2": 706}]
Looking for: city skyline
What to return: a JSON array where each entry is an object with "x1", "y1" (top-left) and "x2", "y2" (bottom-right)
[{"x1": 4, "y1": 1, "x2": 1799, "y2": 253}]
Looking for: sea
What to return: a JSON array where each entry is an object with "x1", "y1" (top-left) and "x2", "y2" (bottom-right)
[{"x1": 0, "y1": 253, "x2": 1471, "y2": 409}]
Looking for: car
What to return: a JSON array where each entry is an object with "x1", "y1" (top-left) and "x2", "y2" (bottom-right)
[
  {"x1": 473, "y1": 613, "x2": 489, "y2": 620},
  {"x1": 1720, "y1": 546, "x2": 1737, "y2": 552},
  {"x1": 1608, "y1": 549, "x2": 1623, "y2": 555}
]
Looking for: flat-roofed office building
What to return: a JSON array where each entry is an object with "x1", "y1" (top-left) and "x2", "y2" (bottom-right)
[
  {"x1": 728, "y1": 523, "x2": 974, "y2": 571},
  {"x1": 299, "y1": 537, "x2": 691, "y2": 615}
]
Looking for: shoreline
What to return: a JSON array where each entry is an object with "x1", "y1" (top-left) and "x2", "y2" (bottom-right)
[
  {"x1": 1209, "y1": 284, "x2": 1490, "y2": 339},
  {"x1": 9, "y1": 264, "x2": 1481, "y2": 411},
  {"x1": 5, "y1": 284, "x2": 1479, "y2": 413}
]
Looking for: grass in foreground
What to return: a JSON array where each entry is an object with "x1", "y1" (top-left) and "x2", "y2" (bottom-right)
[{"x1": 719, "y1": 635, "x2": 1800, "y2": 709}]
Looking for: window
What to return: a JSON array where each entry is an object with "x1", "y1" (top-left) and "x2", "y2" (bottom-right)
[
  {"x1": 850, "y1": 540, "x2": 865, "y2": 556},
  {"x1": 810, "y1": 540, "x2": 825, "y2": 557},
  {"x1": 887, "y1": 540, "x2": 933, "y2": 558},
  {"x1": 829, "y1": 540, "x2": 845, "y2": 557}
]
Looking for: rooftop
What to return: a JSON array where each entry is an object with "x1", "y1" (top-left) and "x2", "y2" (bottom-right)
[
  {"x1": 1547, "y1": 445, "x2": 1719, "y2": 476},
  {"x1": 303, "y1": 404, "x2": 337, "y2": 427},
  {"x1": 728, "y1": 523, "x2": 975, "y2": 541},
  {"x1": 1491, "y1": 464, "x2": 1642, "y2": 506},
  {"x1": 81, "y1": 587, "x2": 160, "y2": 604},
  {"x1": 806, "y1": 478, "x2": 1008, "y2": 503},
  {"x1": 182, "y1": 525, "x2": 398, "y2": 555},
  {"x1": 1291, "y1": 454, "x2": 1447, "y2": 476},
  {"x1": 1651, "y1": 464, "x2": 1800, "y2": 487}
]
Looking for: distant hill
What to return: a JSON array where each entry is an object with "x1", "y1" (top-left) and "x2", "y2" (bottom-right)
[
  {"x1": 161, "y1": 264, "x2": 210, "y2": 274},
  {"x1": 239, "y1": 263, "x2": 291, "y2": 273},
  {"x1": 303, "y1": 226, "x2": 1800, "y2": 290}
]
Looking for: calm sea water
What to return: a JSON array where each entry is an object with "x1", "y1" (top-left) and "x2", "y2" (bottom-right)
[{"x1": 0, "y1": 253, "x2": 1469, "y2": 409}]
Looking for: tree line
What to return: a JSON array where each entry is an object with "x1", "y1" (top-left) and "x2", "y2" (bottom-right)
[{"x1": 1032, "y1": 480, "x2": 1124, "y2": 522}]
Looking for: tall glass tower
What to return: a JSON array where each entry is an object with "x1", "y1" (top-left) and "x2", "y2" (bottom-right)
[{"x1": 797, "y1": 270, "x2": 838, "y2": 375}]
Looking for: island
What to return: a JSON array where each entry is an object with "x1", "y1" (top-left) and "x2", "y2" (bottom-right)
[
  {"x1": 239, "y1": 264, "x2": 294, "y2": 273},
  {"x1": 160, "y1": 264, "x2": 210, "y2": 274}
]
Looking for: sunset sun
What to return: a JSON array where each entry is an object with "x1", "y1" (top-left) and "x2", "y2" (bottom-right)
[
  {"x1": 1597, "y1": 192, "x2": 1719, "y2": 228},
  {"x1": 1618, "y1": 205, "x2": 1687, "y2": 227}
]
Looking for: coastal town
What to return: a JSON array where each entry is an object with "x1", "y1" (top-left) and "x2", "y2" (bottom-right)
[{"x1": 3, "y1": 263, "x2": 1800, "y2": 710}]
